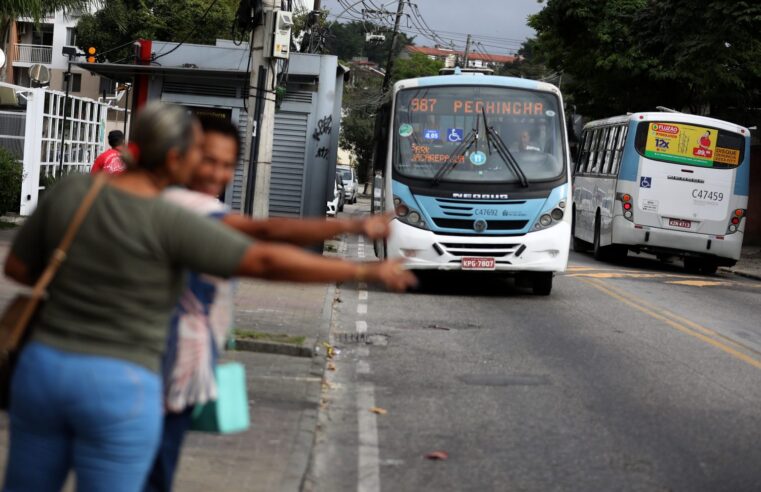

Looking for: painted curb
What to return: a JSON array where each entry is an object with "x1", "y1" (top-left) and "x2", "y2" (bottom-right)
[{"x1": 234, "y1": 338, "x2": 315, "y2": 358}]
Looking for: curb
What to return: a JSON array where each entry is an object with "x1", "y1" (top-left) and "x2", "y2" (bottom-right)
[
  {"x1": 282, "y1": 282, "x2": 336, "y2": 492},
  {"x1": 234, "y1": 338, "x2": 315, "y2": 358},
  {"x1": 720, "y1": 268, "x2": 761, "y2": 282}
]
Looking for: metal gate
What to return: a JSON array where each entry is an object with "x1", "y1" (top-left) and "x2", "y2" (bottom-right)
[{"x1": 269, "y1": 112, "x2": 309, "y2": 217}]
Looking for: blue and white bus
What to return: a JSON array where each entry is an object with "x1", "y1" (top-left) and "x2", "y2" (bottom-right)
[
  {"x1": 372, "y1": 74, "x2": 572, "y2": 295},
  {"x1": 572, "y1": 112, "x2": 750, "y2": 273}
]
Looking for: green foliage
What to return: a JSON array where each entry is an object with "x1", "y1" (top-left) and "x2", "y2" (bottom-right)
[
  {"x1": 75, "y1": 0, "x2": 237, "y2": 62},
  {"x1": 323, "y1": 20, "x2": 413, "y2": 63},
  {"x1": 497, "y1": 39, "x2": 550, "y2": 80},
  {"x1": 529, "y1": 0, "x2": 761, "y2": 118},
  {"x1": 0, "y1": 148, "x2": 22, "y2": 216},
  {"x1": 392, "y1": 53, "x2": 443, "y2": 83},
  {"x1": 340, "y1": 75, "x2": 383, "y2": 184}
]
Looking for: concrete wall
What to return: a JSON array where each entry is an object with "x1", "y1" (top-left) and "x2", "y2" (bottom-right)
[{"x1": 746, "y1": 145, "x2": 761, "y2": 245}]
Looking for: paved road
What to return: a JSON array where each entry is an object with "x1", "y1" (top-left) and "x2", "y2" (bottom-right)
[{"x1": 308, "y1": 199, "x2": 761, "y2": 492}]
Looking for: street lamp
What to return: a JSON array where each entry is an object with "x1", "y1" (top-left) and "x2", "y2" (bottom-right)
[{"x1": 58, "y1": 46, "x2": 79, "y2": 178}]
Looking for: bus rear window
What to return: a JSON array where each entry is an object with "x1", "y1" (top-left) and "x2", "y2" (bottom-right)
[{"x1": 634, "y1": 121, "x2": 744, "y2": 169}]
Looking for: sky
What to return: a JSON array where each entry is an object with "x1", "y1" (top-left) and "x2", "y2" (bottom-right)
[{"x1": 301, "y1": 0, "x2": 545, "y2": 55}]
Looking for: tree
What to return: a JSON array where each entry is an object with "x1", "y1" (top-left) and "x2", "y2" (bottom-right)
[
  {"x1": 391, "y1": 52, "x2": 443, "y2": 83},
  {"x1": 529, "y1": 0, "x2": 761, "y2": 118},
  {"x1": 75, "y1": 0, "x2": 237, "y2": 62},
  {"x1": 497, "y1": 39, "x2": 550, "y2": 80},
  {"x1": 340, "y1": 73, "x2": 383, "y2": 186},
  {"x1": 1, "y1": 0, "x2": 92, "y2": 80}
]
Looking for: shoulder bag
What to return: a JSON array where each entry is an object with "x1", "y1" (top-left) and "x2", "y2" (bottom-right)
[{"x1": 0, "y1": 174, "x2": 107, "y2": 409}]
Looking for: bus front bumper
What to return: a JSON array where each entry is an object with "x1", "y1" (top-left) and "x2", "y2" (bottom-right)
[
  {"x1": 387, "y1": 220, "x2": 571, "y2": 272},
  {"x1": 612, "y1": 216, "x2": 742, "y2": 262}
]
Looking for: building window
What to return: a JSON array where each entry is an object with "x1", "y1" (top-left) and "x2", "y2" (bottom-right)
[
  {"x1": 99, "y1": 77, "x2": 116, "y2": 95},
  {"x1": 66, "y1": 27, "x2": 77, "y2": 47},
  {"x1": 64, "y1": 73, "x2": 82, "y2": 92}
]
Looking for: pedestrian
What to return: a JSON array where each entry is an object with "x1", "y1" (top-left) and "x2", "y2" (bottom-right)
[
  {"x1": 2, "y1": 102, "x2": 415, "y2": 492},
  {"x1": 144, "y1": 115, "x2": 393, "y2": 491},
  {"x1": 91, "y1": 130, "x2": 127, "y2": 174}
]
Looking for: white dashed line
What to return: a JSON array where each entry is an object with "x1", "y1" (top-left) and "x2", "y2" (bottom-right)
[
  {"x1": 357, "y1": 384, "x2": 381, "y2": 492},
  {"x1": 356, "y1": 320, "x2": 368, "y2": 333},
  {"x1": 357, "y1": 347, "x2": 370, "y2": 357},
  {"x1": 358, "y1": 290, "x2": 368, "y2": 301},
  {"x1": 357, "y1": 304, "x2": 368, "y2": 315}
]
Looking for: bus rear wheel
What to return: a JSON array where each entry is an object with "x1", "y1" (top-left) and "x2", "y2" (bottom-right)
[
  {"x1": 571, "y1": 209, "x2": 588, "y2": 252},
  {"x1": 531, "y1": 272, "x2": 553, "y2": 296}
]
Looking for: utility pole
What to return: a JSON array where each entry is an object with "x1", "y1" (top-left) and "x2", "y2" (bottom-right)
[
  {"x1": 462, "y1": 34, "x2": 472, "y2": 68},
  {"x1": 381, "y1": 0, "x2": 406, "y2": 92},
  {"x1": 241, "y1": 0, "x2": 279, "y2": 217}
]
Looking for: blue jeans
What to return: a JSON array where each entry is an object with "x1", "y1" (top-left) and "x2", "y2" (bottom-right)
[
  {"x1": 143, "y1": 408, "x2": 194, "y2": 492},
  {"x1": 3, "y1": 342, "x2": 163, "y2": 492}
]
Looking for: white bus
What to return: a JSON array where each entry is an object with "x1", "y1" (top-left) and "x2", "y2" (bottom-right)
[
  {"x1": 572, "y1": 112, "x2": 751, "y2": 273},
  {"x1": 372, "y1": 74, "x2": 573, "y2": 295}
]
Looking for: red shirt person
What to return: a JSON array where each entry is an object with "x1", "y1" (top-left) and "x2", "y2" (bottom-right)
[{"x1": 91, "y1": 130, "x2": 127, "y2": 174}]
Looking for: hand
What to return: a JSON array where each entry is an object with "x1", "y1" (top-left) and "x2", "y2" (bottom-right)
[
  {"x1": 359, "y1": 213, "x2": 393, "y2": 240},
  {"x1": 367, "y1": 259, "x2": 418, "y2": 292}
]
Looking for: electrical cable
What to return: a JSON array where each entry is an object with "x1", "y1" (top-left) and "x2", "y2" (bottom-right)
[{"x1": 152, "y1": 0, "x2": 222, "y2": 62}]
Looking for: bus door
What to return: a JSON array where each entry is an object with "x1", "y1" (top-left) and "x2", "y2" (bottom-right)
[{"x1": 632, "y1": 121, "x2": 744, "y2": 235}]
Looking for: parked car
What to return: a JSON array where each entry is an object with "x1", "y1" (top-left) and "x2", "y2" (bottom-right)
[
  {"x1": 337, "y1": 165, "x2": 359, "y2": 204},
  {"x1": 327, "y1": 173, "x2": 345, "y2": 216}
]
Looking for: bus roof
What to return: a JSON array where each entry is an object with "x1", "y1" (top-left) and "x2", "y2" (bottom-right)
[
  {"x1": 394, "y1": 74, "x2": 560, "y2": 96},
  {"x1": 584, "y1": 112, "x2": 749, "y2": 135}
]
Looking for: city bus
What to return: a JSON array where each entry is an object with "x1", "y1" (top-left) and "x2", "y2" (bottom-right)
[
  {"x1": 372, "y1": 74, "x2": 572, "y2": 295},
  {"x1": 572, "y1": 112, "x2": 750, "y2": 274}
]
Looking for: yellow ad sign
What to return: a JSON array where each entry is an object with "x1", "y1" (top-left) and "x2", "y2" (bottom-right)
[{"x1": 645, "y1": 122, "x2": 726, "y2": 167}]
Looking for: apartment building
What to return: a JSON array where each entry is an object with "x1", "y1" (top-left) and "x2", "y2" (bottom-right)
[{"x1": 5, "y1": 6, "x2": 114, "y2": 101}]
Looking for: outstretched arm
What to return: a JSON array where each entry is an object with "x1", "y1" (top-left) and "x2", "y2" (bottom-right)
[
  {"x1": 222, "y1": 213, "x2": 391, "y2": 246},
  {"x1": 234, "y1": 242, "x2": 416, "y2": 292}
]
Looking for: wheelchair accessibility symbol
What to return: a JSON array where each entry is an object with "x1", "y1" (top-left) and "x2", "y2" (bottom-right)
[
  {"x1": 447, "y1": 128, "x2": 464, "y2": 143},
  {"x1": 640, "y1": 176, "x2": 652, "y2": 189}
]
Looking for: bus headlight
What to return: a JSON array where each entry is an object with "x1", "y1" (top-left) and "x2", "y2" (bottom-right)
[
  {"x1": 393, "y1": 195, "x2": 428, "y2": 230},
  {"x1": 550, "y1": 208, "x2": 564, "y2": 221},
  {"x1": 533, "y1": 200, "x2": 567, "y2": 231},
  {"x1": 540, "y1": 214, "x2": 552, "y2": 227}
]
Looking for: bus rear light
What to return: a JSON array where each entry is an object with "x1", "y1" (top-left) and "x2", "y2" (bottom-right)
[
  {"x1": 729, "y1": 225, "x2": 738, "y2": 233},
  {"x1": 734, "y1": 209, "x2": 745, "y2": 217},
  {"x1": 623, "y1": 202, "x2": 632, "y2": 210},
  {"x1": 624, "y1": 211, "x2": 633, "y2": 219},
  {"x1": 727, "y1": 209, "x2": 745, "y2": 234},
  {"x1": 731, "y1": 217, "x2": 740, "y2": 225},
  {"x1": 622, "y1": 194, "x2": 631, "y2": 202}
]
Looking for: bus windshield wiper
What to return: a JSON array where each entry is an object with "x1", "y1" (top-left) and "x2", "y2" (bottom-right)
[
  {"x1": 481, "y1": 110, "x2": 530, "y2": 187},
  {"x1": 431, "y1": 128, "x2": 479, "y2": 185}
]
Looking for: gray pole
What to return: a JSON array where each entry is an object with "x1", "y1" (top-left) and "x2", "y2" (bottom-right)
[
  {"x1": 463, "y1": 34, "x2": 472, "y2": 68},
  {"x1": 240, "y1": 0, "x2": 279, "y2": 217}
]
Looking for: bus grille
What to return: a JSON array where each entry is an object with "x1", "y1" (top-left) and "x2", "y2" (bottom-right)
[
  {"x1": 432, "y1": 218, "x2": 528, "y2": 231},
  {"x1": 438, "y1": 243, "x2": 521, "y2": 258}
]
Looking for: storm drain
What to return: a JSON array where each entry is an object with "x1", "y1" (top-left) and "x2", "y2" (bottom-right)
[{"x1": 334, "y1": 332, "x2": 389, "y2": 346}]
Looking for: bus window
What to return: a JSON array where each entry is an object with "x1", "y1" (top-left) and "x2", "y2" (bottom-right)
[
  {"x1": 611, "y1": 125, "x2": 628, "y2": 175},
  {"x1": 602, "y1": 126, "x2": 618, "y2": 174},
  {"x1": 577, "y1": 131, "x2": 591, "y2": 174},
  {"x1": 586, "y1": 129, "x2": 599, "y2": 174},
  {"x1": 592, "y1": 128, "x2": 609, "y2": 174}
]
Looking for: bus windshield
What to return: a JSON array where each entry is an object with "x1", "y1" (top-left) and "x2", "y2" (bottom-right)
[{"x1": 393, "y1": 86, "x2": 565, "y2": 183}]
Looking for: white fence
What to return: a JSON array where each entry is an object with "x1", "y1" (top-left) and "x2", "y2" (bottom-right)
[
  {"x1": 13, "y1": 44, "x2": 53, "y2": 64},
  {"x1": 0, "y1": 82, "x2": 112, "y2": 215}
]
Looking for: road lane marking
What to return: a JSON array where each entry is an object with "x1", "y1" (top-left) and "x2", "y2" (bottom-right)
[
  {"x1": 357, "y1": 347, "x2": 370, "y2": 357},
  {"x1": 359, "y1": 290, "x2": 368, "y2": 301},
  {"x1": 357, "y1": 384, "x2": 381, "y2": 492},
  {"x1": 356, "y1": 320, "x2": 368, "y2": 333},
  {"x1": 667, "y1": 280, "x2": 729, "y2": 287},
  {"x1": 582, "y1": 278, "x2": 761, "y2": 371},
  {"x1": 357, "y1": 304, "x2": 368, "y2": 315}
]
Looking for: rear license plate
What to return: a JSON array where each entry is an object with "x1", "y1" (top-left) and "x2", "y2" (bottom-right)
[
  {"x1": 669, "y1": 218, "x2": 692, "y2": 229},
  {"x1": 461, "y1": 257, "x2": 496, "y2": 270}
]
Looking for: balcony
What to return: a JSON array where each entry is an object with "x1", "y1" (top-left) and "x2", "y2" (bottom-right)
[{"x1": 13, "y1": 44, "x2": 53, "y2": 65}]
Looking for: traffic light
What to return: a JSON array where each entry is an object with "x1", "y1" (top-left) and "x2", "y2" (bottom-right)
[{"x1": 86, "y1": 47, "x2": 97, "y2": 63}]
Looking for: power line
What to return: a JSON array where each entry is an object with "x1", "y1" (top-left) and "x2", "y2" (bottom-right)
[{"x1": 152, "y1": 0, "x2": 222, "y2": 62}]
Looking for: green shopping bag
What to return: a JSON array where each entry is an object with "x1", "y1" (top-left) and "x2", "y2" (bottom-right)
[{"x1": 191, "y1": 362, "x2": 251, "y2": 434}]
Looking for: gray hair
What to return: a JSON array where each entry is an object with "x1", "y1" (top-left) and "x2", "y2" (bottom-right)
[{"x1": 127, "y1": 102, "x2": 197, "y2": 170}]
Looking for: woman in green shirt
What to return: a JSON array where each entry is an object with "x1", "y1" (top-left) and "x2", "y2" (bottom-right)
[{"x1": 2, "y1": 102, "x2": 415, "y2": 492}]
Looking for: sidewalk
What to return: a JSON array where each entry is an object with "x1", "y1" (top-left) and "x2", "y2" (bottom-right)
[
  {"x1": 0, "y1": 227, "x2": 333, "y2": 491},
  {"x1": 722, "y1": 245, "x2": 761, "y2": 280}
]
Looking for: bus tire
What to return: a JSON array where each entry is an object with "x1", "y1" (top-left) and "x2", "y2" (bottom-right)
[
  {"x1": 593, "y1": 217, "x2": 606, "y2": 261},
  {"x1": 532, "y1": 272, "x2": 553, "y2": 296},
  {"x1": 684, "y1": 258, "x2": 701, "y2": 274}
]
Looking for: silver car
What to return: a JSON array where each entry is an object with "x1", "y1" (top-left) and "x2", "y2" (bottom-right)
[{"x1": 337, "y1": 165, "x2": 359, "y2": 204}]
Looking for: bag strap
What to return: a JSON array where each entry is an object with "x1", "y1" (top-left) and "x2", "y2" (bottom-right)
[{"x1": 30, "y1": 173, "x2": 108, "y2": 299}]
